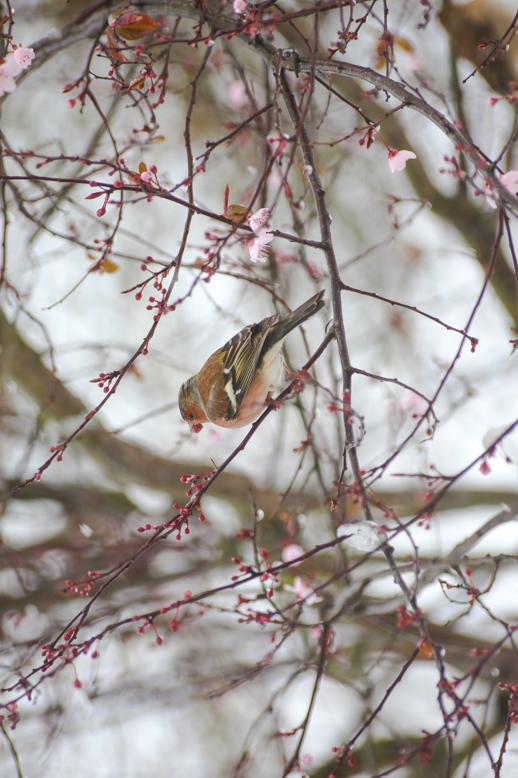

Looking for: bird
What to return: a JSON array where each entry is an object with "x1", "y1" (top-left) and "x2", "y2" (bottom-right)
[{"x1": 178, "y1": 290, "x2": 325, "y2": 430}]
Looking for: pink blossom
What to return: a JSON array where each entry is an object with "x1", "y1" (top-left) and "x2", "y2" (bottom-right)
[
  {"x1": 247, "y1": 208, "x2": 273, "y2": 262},
  {"x1": 404, "y1": 52, "x2": 423, "y2": 72},
  {"x1": 500, "y1": 170, "x2": 518, "y2": 195},
  {"x1": 0, "y1": 54, "x2": 22, "y2": 78},
  {"x1": 140, "y1": 171, "x2": 153, "y2": 183},
  {"x1": 13, "y1": 47, "x2": 35, "y2": 70},
  {"x1": 233, "y1": 0, "x2": 247, "y2": 12},
  {"x1": 285, "y1": 576, "x2": 322, "y2": 605},
  {"x1": 0, "y1": 70, "x2": 17, "y2": 97},
  {"x1": 387, "y1": 148, "x2": 416, "y2": 173},
  {"x1": 281, "y1": 544, "x2": 304, "y2": 564},
  {"x1": 485, "y1": 169, "x2": 518, "y2": 209},
  {"x1": 249, "y1": 229, "x2": 272, "y2": 263},
  {"x1": 248, "y1": 207, "x2": 271, "y2": 233},
  {"x1": 0, "y1": 46, "x2": 35, "y2": 97},
  {"x1": 227, "y1": 80, "x2": 248, "y2": 109}
]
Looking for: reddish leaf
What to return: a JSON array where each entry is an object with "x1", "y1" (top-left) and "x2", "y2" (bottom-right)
[
  {"x1": 112, "y1": 12, "x2": 160, "y2": 41},
  {"x1": 105, "y1": 26, "x2": 129, "y2": 63},
  {"x1": 128, "y1": 75, "x2": 146, "y2": 91}
]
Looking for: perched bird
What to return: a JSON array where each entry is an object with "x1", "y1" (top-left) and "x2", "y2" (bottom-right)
[{"x1": 179, "y1": 291, "x2": 325, "y2": 430}]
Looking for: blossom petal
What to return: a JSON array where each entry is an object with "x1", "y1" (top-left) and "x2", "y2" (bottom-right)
[
  {"x1": 0, "y1": 65, "x2": 17, "y2": 96},
  {"x1": 248, "y1": 207, "x2": 271, "y2": 233},
  {"x1": 12, "y1": 47, "x2": 35, "y2": 70},
  {"x1": 388, "y1": 149, "x2": 416, "y2": 173},
  {"x1": 281, "y1": 544, "x2": 304, "y2": 564},
  {"x1": 500, "y1": 170, "x2": 518, "y2": 196},
  {"x1": 284, "y1": 576, "x2": 322, "y2": 604}
]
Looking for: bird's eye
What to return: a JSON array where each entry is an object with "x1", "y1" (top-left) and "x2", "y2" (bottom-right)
[{"x1": 188, "y1": 413, "x2": 194, "y2": 420}]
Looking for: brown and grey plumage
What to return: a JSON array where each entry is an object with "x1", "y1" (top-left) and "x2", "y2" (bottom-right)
[{"x1": 178, "y1": 291, "x2": 325, "y2": 429}]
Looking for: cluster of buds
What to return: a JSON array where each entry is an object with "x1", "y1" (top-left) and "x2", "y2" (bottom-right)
[
  {"x1": 396, "y1": 606, "x2": 422, "y2": 629},
  {"x1": 237, "y1": 607, "x2": 276, "y2": 625},
  {"x1": 439, "y1": 154, "x2": 465, "y2": 181},
  {"x1": 179, "y1": 471, "x2": 210, "y2": 499},
  {"x1": 146, "y1": 287, "x2": 176, "y2": 321},
  {"x1": 0, "y1": 702, "x2": 19, "y2": 730},
  {"x1": 289, "y1": 368, "x2": 309, "y2": 395},
  {"x1": 234, "y1": 3, "x2": 281, "y2": 39},
  {"x1": 257, "y1": 547, "x2": 279, "y2": 598},
  {"x1": 134, "y1": 615, "x2": 164, "y2": 645},
  {"x1": 49, "y1": 443, "x2": 66, "y2": 462},
  {"x1": 90, "y1": 370, "x2": 120, "y2": 394},
  {"x1": 63, "y1": 571, "x2": 100, "y2": 597},
  {"x1": 331, "y1": 744, "x2": 355, "y2": 770},
  {"x1": 85, "y1": 182, "x2": 114, "y2": 218},
  {"x1": 230, "y1": 554, "x2": 252, "y2": 581},
  {"x1": 328, "y1": 29, "x2": 358, "y2": 57},
  {"x1": 63, "y1": 77, "x2": 87, "y2": 109}
]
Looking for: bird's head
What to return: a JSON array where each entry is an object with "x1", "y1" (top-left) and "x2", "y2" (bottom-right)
[{"x1": 178, "y1": 376, "x2": 208, "y2": 432}]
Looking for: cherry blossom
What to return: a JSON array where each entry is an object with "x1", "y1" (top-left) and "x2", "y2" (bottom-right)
[
  {"x1": 248, "y1": 208, "x2": 271, "y2": 232},
  {"x1": 0, "y1": 46, "x2": 35, "y2": 97},
  {"x1": 248, "y1": 208, "x2": 274, "y2": 263},
  {"x1": 13, "y1": 47, "x2": 35, "y2": 70},
  {"x1": 485, "y1": 169, "x2": 518, "y2": 209},
  {"x1": 249, "y1": 231, "x2": 272, "y2": 263},
  {"x1": 0, "y1": 70, "x2": 17, "y2": 97},
  {"x1": 1, "y1": 55, "x2": 22, "y2": 78},
  {"x1": 285, "y1": 576, "x2": 322, "y2": 604},
  {"x1": 227, "y1": 80, "x2": 248, "y2": 109},
  {"x1": 387, "y1": 148, "x2": 416, "y2": 173},
  {"x1": 233, "y1": 0, "x2": 247, "y2": 12},
  {"x1": 281, "y1": 544, "x2": 304, "y2": 564},
  {"x1": 500, "y1": 170, "x2": 518, "y2": 194}
]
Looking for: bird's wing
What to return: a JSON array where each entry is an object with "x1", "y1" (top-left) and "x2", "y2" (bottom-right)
[{"x1": 205, "y1": 316, "x2": 278, "y2": 421}]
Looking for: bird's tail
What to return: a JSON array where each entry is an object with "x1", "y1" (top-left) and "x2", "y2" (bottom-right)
[{"x1": 265, "y1": 290, "x2": 325, "y2": 348}]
